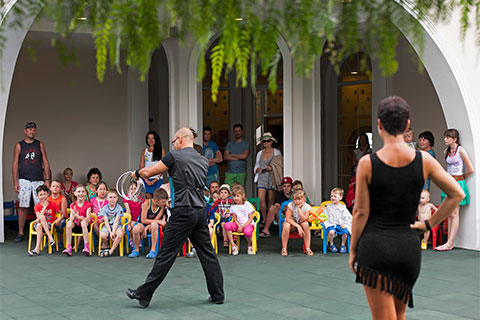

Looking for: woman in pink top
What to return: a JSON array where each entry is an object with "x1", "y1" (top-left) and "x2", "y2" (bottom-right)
[{"x1": 436, "y1": 129, "x2": 474, "y2": 251}]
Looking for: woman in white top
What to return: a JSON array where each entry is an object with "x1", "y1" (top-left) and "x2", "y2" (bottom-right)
[
  {"x1": 139, "y1": 131, "x2": 166, "y2": 199},
  {"x1": 254, "y1": 132, "x2": 282, "y2": 225},
  {"x1": 435, "y1": 129, "x2": 474, "y2": 251}
]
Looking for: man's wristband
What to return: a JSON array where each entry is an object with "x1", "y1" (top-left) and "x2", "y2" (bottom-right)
[{"x1": 424, "y1": 220, "x2": 432, "y2": 232}]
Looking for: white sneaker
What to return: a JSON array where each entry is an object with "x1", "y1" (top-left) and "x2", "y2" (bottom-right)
[
  {"x1": 247, "y1": 246, "x2": 254, "y2": 255},
  {"x1": 232, "y1": 245, "x2": 239, "y2": 256}
]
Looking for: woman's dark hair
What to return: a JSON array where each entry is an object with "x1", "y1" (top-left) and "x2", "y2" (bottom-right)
[
  {"x1": 444, "y1": 128, "x2": 460, "y2": 158},
  {"x1": 146, "y1": 131, "x2": 162, "y2": 161},
  {"x1": 419, "y1": 131, "x2": 435, "y2": 147},
  {"x1": 87, "y1": 168, "x2": 102, "y2": 182},
  {"x1": 358, "y1": 132, "x2": 371, "y2": 149},
  {"x1": 377, "y1": 96, "x2": 410, "y2": 136}
]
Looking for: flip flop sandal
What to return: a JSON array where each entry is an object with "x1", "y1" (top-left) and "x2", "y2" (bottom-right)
[
  {"x1": 28, "y1": 250, "x2": 41, "y2": 257},
  {"x1": 99, "y1": 249, "x2": 110, "y2": 257},
  {"x1": 223, "y1": 241, "x2": 229, "y2": 248},
  {"x1": 49, "y1": 240, "x2": 56, "y2": 247},
  {"x1": 305, "y1": 248, "x2": 314, "y2": 256},
  {"x1": 259, "y1": 232, "x2": 271, "y2": 238},
  {"x1": 281, "y1": 248, "x2": 288, "y2": 256}
]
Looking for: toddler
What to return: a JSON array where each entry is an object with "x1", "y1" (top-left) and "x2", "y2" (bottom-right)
[
  {"x1": 99, "y1": 189, "x2": 124, "y2": 257},
  {"x1": 404, "y1": 127, "x2": 416, "y2": 149},
  {"x1": 324, "y1": 187, "x2": 352, "y2": 253},
  {"x1": 28, "y1": 185, "x2": 59, "y2": 256},
  {"x1": 91, "y1": 181, "x2": 108, "y2": 236},
  {"x1": 128, "y1": 188, "x2": 168, "y2": 258},
  {"x1": 224, "y1": 185, "x2": 256, "y2": 255},
  {"x1": 212, "y1": 184, "x2": 234, "y2": 248},
  {"x1": 418, "y1": 190, "x2": 438, "y2": 250},
  {"x1": 48, "y1": 180, "x2": 68, "y2": 246},
  {"x1": 63, "y1": 185, "x2": 93, "y2": 256},
  {"x1": 61, "y1": 167, "x2": 78, "y2": 205},
  {"x1": 281, "y1": 189, "x2": 313, "y2": 256}
]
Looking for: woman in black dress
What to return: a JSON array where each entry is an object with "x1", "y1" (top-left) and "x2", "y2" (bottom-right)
[{"x1": 348, "y1": 96, "x2": 464, "y2": 320}]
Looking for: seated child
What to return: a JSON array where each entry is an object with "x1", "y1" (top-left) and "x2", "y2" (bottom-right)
[
  {"x1": 206, "y1": 191, "x2": 220, "y2": 239},
  {"x1": 128, "y1": 188, "x2": 168, "y2": 258},
  {"x1": 99, "y1": 189, "x2": 124, "y2": 257},
  {"x1": 48, "y1": 180, "x2": 68, "y2": 246},
  {"x1": 224, "y1": 185, "x2": 256, "y2": 255},
  {"x1": 91, "y1": 181, "x2": 108, "y2": 237},
  {"x1": 28, "y1": 185, "x2": 59, "y2": 256},
  {"x1": 212, "y1": 184, "x2": 234, "y2": 248},
  {"x1": 324, "y1": 187, "x2": 352, "y2": 253},
  {"x1": 63, "y1": 185, "x2": 93, "y2": 256},
  {"x1": 208, "y1": 181, "x2": 220, "y2": 204},
  {"x1": 281, "y1": 189, "x2": 313, "y2": 256},
  {"x1": 404, "y1": 127, "x2": 417, "y2": 149},
  {"x1": 124, "y1": 181, "x2": 144, "y2": 235},
  {"x1": 61, "y1": 167, "x2": 78, "y2": 206},
  {"x1": 417, "y1": 190, "x2": 438, "y2": 250}
]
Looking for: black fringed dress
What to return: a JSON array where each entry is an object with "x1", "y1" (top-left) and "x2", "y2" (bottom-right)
[{"x1": 356, "y1": 151, "x2": 424, "y2": 308}]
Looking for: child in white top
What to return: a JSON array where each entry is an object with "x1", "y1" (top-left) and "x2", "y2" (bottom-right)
[
  {"x1": 99, "y1": 189, "x2": 124, "y2": 257},
  {"x1": 404, "y1": 127, "x2": 416, "y2": 149},
  {"x1": 324, "y1": 187, "x2": 352, "y2": 254},
  {"x1": 281, "y1": 189, "x2": 313, "y2": 256},
  {"x1": 417, "y1": 190, "x2": 437, "y2": 250},
  {"x1": 224, "y1": 185, "x2": 256, "y2": 255}
]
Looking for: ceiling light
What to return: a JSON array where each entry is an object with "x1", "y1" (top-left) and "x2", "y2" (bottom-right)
[
  {"x1": 351, "y1": 71, "x2": 358, "y2": 75},
  {"x1": 235, "y1": 17, "x2": 243, "y2": 21},
  {"x1": 77, "y1": 17, "x2": 87, "y2": 21}
]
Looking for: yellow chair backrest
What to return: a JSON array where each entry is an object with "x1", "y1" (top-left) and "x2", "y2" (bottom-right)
[
  {"x1": 214, "y1": 212, "x2": 221, "y2": 228},
  {"x1": 122, "y1": 212, "x2": 132, "y2": 226},
  {"x1": 252, "y1": 211, "x2": 260, "y2": 225}
]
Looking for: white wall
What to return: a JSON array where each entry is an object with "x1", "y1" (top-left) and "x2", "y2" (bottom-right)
[{"x1": 3, "y1": 45, "x2": 130, "y2": 204}]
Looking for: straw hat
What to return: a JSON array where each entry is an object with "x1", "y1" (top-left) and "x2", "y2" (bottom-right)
[{"x1": 261, "y1": 132, "x2": 277, "y2": 143}]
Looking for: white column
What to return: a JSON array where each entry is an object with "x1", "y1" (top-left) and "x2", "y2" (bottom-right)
[
  {"x1": 0, "y1": 6, "x2": 37, "y2": 242},
  {"x1": 127, "y1": 68, "x2": 149, "y2": 169}
]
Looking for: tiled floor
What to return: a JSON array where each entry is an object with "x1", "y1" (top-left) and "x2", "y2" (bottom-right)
[{"x1": 1, "y1": 227, "x2": 479, "y2": 319}]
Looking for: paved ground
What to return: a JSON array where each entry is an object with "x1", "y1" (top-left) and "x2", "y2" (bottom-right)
[{"x1": 0, "y1": 225, "x2": 479, "y2": 320}]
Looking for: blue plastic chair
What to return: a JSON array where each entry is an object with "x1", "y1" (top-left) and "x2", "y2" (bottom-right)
[
  {"x1": 278, "y1": 200, "x2": 292, "y2": 238},
  {"x1": 3, "y1": 201, "x2": 18, "y2": 222}
]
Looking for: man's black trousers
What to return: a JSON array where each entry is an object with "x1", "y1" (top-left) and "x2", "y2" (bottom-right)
[{"x1": 135, "y1": 206, "x2": 224, "y2": 302}]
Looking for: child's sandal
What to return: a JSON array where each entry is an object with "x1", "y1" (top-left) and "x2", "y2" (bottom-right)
[
  {"x1": 99, "y1": 249, "x2": 110, "y2": 257},
  {"x1": 305, "y1": 248, "x2": 314, "y2": 256},
  {"x1": 281, "y1": 248, "x2": 288, "y2": 256},
  {"x1": 223, "y1": 240, "x2": 229, "y2": 248},
  {"x1": 49, "y1": 240, "x2": 56, "y2": 247}
]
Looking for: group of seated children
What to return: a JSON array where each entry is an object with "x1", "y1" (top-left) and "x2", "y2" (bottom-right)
[{"x1": 281, "y1": 187, "x2": 352, "y2": 256}]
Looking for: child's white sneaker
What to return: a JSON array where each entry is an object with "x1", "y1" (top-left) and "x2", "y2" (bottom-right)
[
  {"x1": 247, "y1": 246, "x2": 254, "y2": 255},
  {"x1": 232, "y1": 245, "x2": 239, "y2": 256}
]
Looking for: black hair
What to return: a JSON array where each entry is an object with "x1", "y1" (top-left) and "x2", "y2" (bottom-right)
[
  {"x1": 233, "y1": 123, "x2": 243, "y2": 130},
  {"x1": 419, "y1": 131, "x2": 435, "y2": 147},
  {"x1": 377, "y1": 96, "x2": 410, "y2": 136},
  {"x1": 87, "y1": 168, "x2": 102, "y2": 182},
  {"x1": 146, "y1": 131, "x2": 162, "y2": 161},
  {"x1": 203, "y1": 126, "x2": 212, "y2": 133},
  {"x1": 36, "y1": 184, "x2": 49, "y2": 194},
  {"x1": 358, "y1": 132, "x2": 371, "y2": 149}
]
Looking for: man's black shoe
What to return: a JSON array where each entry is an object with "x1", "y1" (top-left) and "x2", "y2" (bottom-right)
[
  {"x1": 126, "y1": 288, "x2": 149, "y2": 308},
  {"x1": 208, "y1": 296, "x2": 224, "y2": 304},
  {"x1": 14, "y1": 234, "x2": 23, "y2": 242}
]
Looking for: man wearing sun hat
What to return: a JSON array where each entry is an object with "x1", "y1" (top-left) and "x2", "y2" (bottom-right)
[{"x1": 12, "y1": 122, "x2": 51, "y2": 242}]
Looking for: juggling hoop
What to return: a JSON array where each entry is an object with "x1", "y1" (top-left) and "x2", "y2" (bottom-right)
[
  {"x1": 116, "y1": 171, "x2": 146, "y2": 203},
  {"x1": 308, "y1": 206, "x2": 328, "y2": 223}
]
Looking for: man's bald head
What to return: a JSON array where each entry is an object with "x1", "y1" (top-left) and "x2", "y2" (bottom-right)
[{"x1": 173, "y1": 127, "x2": 194, "y2": 150}]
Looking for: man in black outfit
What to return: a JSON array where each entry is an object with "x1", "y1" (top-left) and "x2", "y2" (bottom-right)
[{"x1": 126, "y1": 127, "x2": 224, "y2": 308}]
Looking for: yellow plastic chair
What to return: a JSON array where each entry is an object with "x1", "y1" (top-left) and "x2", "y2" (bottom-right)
[
  {"x1": 98, "y1": 213, "x2": 131, "y2": 257},
  {"x1": 28, "y1": 214, "x2": 59, "y2": 254},
  {"x1": 229, "y1": 211, "x2": 260, "y2": 255},
  {"x1": 66, "y1": 213, "x2": 97, "y2": 254},
  {"x1": 211, "y1": 212, "x2": 221, "y2": 254}
]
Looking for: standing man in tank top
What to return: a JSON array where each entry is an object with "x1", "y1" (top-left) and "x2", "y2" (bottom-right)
[{"x1": 12, "y1": 122, "x2": 51, "y2": 242}]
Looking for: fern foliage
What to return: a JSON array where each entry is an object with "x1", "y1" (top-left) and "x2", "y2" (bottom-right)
[{"x1": 1, "y1": 0, "x2": 480, "y2": 98}]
